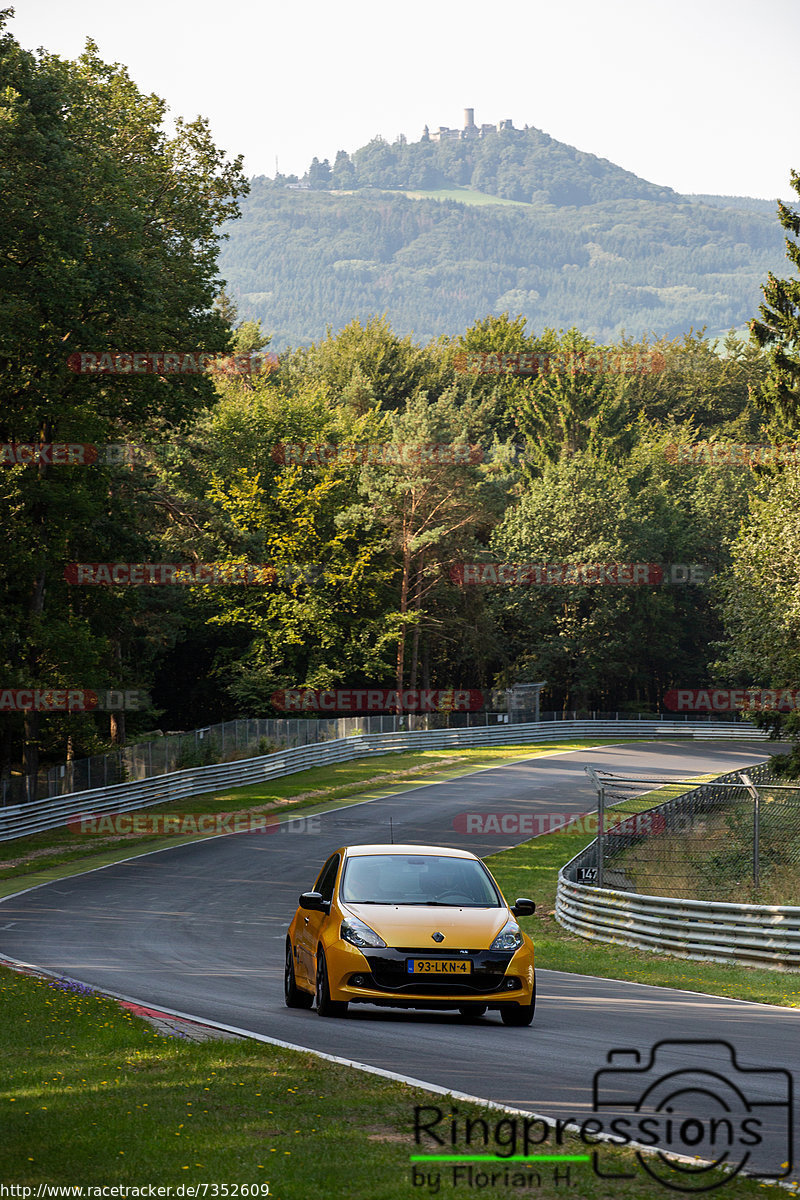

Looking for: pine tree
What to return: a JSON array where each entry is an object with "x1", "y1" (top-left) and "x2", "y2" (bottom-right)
[{"x1": 751, "y1": 170, "x2": 800, "y2": 426}]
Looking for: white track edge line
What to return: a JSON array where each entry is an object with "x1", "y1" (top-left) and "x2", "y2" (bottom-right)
[{"x1": 0, "y1": 743, "x2": 785, "y2": 1012}]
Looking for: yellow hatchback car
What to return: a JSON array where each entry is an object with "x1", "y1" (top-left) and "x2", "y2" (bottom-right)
[{"x1": 285, "y1": 843, "x2": 536, "y2": 1025}]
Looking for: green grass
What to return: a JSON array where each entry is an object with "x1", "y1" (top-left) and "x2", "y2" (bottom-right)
[
  {"x1": 610, "y1": 793, "x2": 800, "y2": 906},
  {"x1": 0, "y1": 968, "x2": 794, "y2": 1197},
  {"x1": 0, "y1": 741, "x2": 633, "y2": 900},
  {"x1": 487, "y1": 791, "x2": 800, "y2": 1007},
  {"x1": 400, "y1": 186, "x2": 534, "y2": 207}
]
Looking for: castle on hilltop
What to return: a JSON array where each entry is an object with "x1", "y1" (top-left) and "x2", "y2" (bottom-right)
[{"x1": 423, "y1": 109, "x2": 515, "y2": 143}]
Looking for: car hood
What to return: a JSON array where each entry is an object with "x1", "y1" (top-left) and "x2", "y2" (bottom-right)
[{"x1": 343, "y1": 903, "x2": 510, "y2": 948}]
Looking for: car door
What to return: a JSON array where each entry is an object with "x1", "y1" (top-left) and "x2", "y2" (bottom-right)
[{"x1": 296, "y1": 852, "x2": 340, "y2": 987}]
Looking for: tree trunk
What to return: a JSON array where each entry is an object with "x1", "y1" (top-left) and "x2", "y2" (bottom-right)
[
  {"x1": 24, "y1": 418, "x2": 51, "y2": 801},
  {"x1": 395, "y1": 508, "x2": 412, "y2": 705},
  {"x1": 409, "y1": 556, "x2": 424, "y2": 690},
  {"x1": 110, "y1": 710, "x2": 126, "y2": 746},
  {"x1": 110, "y1": 640, "x2": 126, "y2": 745}
]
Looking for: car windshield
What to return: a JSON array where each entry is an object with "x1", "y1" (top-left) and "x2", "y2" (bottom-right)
[{"x1": 340, "y1": 854, "x2": 502, "y2": 906}]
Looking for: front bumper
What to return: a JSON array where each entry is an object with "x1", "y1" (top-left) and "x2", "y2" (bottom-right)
[{"x1": 325, "y1": 941, "x2": 535, "y2": 1008}]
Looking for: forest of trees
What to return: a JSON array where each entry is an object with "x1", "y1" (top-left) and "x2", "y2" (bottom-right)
[
  {"x1": 220, "y1": 181, "x2": 787, "y2": 350},
  {"x1": 287, "y1": 123, "x2": 679, "y2": 204},
  {"x1": 2, "y1": 16, "x2": 800, "y2": 789}
]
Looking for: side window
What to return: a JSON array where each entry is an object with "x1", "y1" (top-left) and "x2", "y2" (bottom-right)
[{"x1": 314, "y1": 854, "x2": 340, "y2": 903}]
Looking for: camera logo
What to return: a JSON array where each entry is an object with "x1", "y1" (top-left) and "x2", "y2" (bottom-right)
[{"x1": 592, "y1": 1039, "x2": 792, "y2": 1192}]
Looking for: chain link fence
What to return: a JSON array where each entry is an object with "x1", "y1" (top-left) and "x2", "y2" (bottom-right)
[
  {"x1": 3, "y1": 710, "x2": 518, "y2": 805},
  {"x1": 582, "y1": 761, "x2": 800, "y2": 906},
  {"x1": 1, "y1": 707, "x2": 761, "y2": 806}
]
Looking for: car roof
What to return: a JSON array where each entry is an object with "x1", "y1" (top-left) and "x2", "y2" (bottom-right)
[{"x1": 341, "y1": 844, "x2": 478, "y2": 860}]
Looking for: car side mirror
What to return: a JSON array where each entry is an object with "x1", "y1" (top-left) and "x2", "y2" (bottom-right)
[
  {"x1": 299, "y1": 891, "x2": 330, "y2": 912},
  {"x1": 512, "y1": 898, "x2": 536, "y2": 917}
]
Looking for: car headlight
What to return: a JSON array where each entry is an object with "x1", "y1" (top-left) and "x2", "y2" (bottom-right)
[
  {"x1": 490, "y1": 920, "x2": 523, "y2": 952},
  {"x1": 340, "y1": 917, "x2": 386, "y2": 949}
]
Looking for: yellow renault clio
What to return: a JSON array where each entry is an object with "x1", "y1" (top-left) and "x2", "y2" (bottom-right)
[{"x1": 285, "y1": 844, "x2": 536, "y2": 1025}]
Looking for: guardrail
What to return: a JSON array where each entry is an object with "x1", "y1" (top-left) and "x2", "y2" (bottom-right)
[
  {"x1": 555, "y1": 760, "x2": 800, "y2": 969},
  {"x1": 17, "y1": 708, "x2": 760, "y2": 806},
  {"x1": 556, "y1": 877, "x2": 800, "y2": 969},
  {"x1": 0, "y1": 718, "x2": 767, "y2": 843}
]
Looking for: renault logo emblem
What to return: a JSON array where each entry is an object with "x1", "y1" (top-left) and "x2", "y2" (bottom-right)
[{"x1": 431, "y1": 931, "x2": 445, "y2": 943}]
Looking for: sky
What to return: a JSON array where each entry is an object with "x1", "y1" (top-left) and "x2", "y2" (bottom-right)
[{"x1": 10, "y1": 0, "x2": 798, "y2": 200}]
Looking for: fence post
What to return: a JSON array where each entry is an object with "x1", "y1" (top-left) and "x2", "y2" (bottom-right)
[
  {"x1": 597, "y1": 784, "x2": 605, "y2": 888},
  {"x1": 739, "y1": 773, "x2": 760, "y2": 889},
  {"x1": 754, "y1": 789, "x2": 760, "y2": 889},
  {"x1": 585, "y1": 766, "x2": 604, "y2": 887}
]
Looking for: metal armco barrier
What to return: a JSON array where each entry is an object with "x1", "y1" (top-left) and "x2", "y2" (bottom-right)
[
  {"x1": 556, "y1": 759, "x2": 800, "y2": 969},
  {"x1": 556, "y1": 877, "x2": 800, "y2": 969},
  {"x1": 0, "y1": 719, "x2": 766, "y2": 843}
]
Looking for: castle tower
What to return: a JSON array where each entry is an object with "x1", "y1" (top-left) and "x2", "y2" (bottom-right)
[{"x1": 464, "y1": 108, "x2": 475, "y2": 129}]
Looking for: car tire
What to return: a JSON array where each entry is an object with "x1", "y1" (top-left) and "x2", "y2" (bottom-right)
[
  {"x1": 315, "y1": 948, "x2": 348, "y2": 1018},
  {"x1": 458, "y1": 1004, "x2": 487, "y2": 1020},
  {"x1": 284, "y1": 942, "x2": 313, "y2": 1009},
  {"x1": 500, "y1": 975, "x2": 536, "y2": 1027}
]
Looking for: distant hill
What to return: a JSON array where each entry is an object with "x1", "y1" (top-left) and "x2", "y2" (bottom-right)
[
  {"x1": 339, "y1": 124, "x2": 679, "y2": 207},
  {"x1": 218, "y1": 124, "x2": 790, "y2": 349},
  {"x1": 684, "y1": 194, "x2": 790, "y2": 216}
]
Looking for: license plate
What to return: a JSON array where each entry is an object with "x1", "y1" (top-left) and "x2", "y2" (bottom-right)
[{"x1": 407, "y1": 958, "x2": 472, "y2": 975}]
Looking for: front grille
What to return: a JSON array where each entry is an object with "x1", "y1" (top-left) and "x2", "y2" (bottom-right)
[
  {"x1": 396, "y1": 947, "x2": 484, "y2": 955},
  {"x1": 352, "y1": 971, "x2": 508, "y2": 996},
  {"x1": 356, "y1": 948, "x2": 515, "y2": 995}
]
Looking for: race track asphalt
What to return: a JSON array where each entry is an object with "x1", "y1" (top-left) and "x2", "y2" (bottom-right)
[{"x1": 1, "y1": 739, "x2": 797, "y2": 1176}]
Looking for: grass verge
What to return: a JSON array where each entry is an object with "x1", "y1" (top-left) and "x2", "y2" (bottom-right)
[
  {"x1": 0, "y1": 741, "x2": 633, "y2": 900},
  {"x1": 0, "y1": 967, "x2": 794, "y2": 1197}
]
